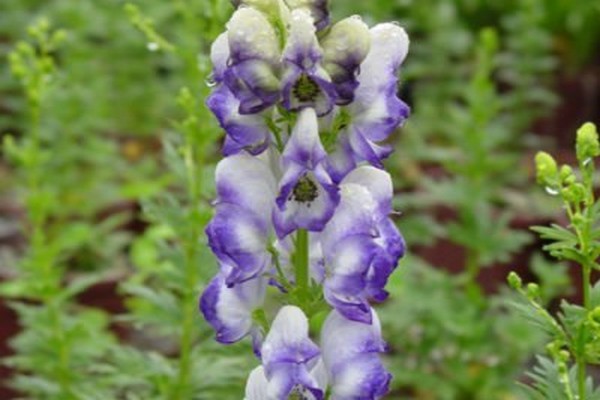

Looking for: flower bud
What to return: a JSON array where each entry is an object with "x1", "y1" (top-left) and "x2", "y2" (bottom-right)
[
  {"x1": 232, "y1": 0, "x2": 290, "y2": 25},
  {"x1": 534, "y1": 151, "x2": 558, "y2": 187},
  {"x1": 507, "y1": 272, "x2": 522, "y2": 290},
  {"x1": 225, "y1": 7, "x2": 281, "y2": 113},
  {"x1": 526, "y1": 283, "x2": 540, "y2": 299},
  {"x1": 576, "y1": 122, "x2": 600, "y2": 163},
  {"x1": 559, "y1": 165, "x2": 575, "y2": 185},
  {"x1": 285, "y1": 0, "x2": 330, "y2": 30},
  {"x1": 321, "y1": 16, "x2": 371, "y2": 104}
]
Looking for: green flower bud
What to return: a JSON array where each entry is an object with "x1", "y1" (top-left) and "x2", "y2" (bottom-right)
[
  {"x1": 535, "y1": 151, "x2": 558, "y2": 187},
  {"x1": 559, "y1": 165, "x2": 575, "y2": 185},
  {"x1": 576, "y1": 122, "x2": 600, "y2": 163},
  {"x1": 526, "y1": 283, "x2": 540, "y2": 299},
  {"x1": 507, "y1": 272, "x2": 522, "y2": 290}
]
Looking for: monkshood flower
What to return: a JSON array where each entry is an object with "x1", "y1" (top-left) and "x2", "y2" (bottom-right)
[
  {"x1": 281, "y1": 9, "x2": 337, "y2": 116},
  {"x1": 224, "y1": 7, "x2": 281, "y2": 114},
  {"x1": 206, "y1": 33, "x2": 272, "y2": 155},
  {"x1": 326, "y1": 23, "x2": 410, "y2": 181},
  {"x1": 320, "y1": 309, "x2": 391, "y2": 399},
  {"x1": 200, "y1": 263, "x2": 268, "y2": 352},
  {"x1": 273, "y1": 108, "x2": 340, "y2": 238},
  {"x1": 205, "y1": 152, "x2": 277, "y2": 286},
  {"x1": 321, "y1": 166, "x2": 404, "y2": 323},
  {"x1": 248, "y1": 306, "x2": 325, "y2": 399},
  {"x1": 245, "y1": 307, "x2": 390, "y2": 399}
]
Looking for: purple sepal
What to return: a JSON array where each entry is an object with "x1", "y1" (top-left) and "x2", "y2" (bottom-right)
[
  {"x1": 281, "y1": 10, "x2": 337, "y2": 117},
  {"x1": 260, "y1": 306, "x2": 324, "y2": 399},
  {"x1": 343, "y1": 22, "x2": 410, "y2": 167},
  {"x1": 273, "y1": 108, "x2": 340, "y2": 238},
  {"x1": 225, "y1": 7, "x2": 281, "y2": 114},
  {"x1": 200, "y1": 268, "x2": 266, "y2": 345},
  {"x1": 207, "y1": 84, "x2": 270, "y2": 156},
  {"x1": 208, "y1": 153, "x2": 277, "y2": 286},
  {"x1": 321, "y1": 309, "x2": 391, "y2": 400}
]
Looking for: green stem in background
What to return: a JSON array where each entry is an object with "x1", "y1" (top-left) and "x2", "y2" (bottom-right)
[{"x1": 295, "y1": 229, "x2": 310, "y2": 304}]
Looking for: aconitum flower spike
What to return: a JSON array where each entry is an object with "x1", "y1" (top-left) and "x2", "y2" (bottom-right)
[
  {"x1": 224, "y1": 7, "x2": 281, "y2": 114},
  {"x1": 259, "y1": 306, "x2": 324, "y2": 399},
  {"x1": 273, "y1": 108, "x2": 340, "y2": 238},
  {"x1": 321, "y1": 309, "x2": 391, "y2": 399},
  {"x1": 206, "y1": 153, "x2": 277, "y2": 286}
]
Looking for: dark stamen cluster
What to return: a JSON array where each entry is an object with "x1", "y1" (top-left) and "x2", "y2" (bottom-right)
[
  {"x1": 293, "y1": 74, "x2": 320, "y2": 102},
  {"x1": 291, "y1": 175, "x2": 319, "y2": 204}
]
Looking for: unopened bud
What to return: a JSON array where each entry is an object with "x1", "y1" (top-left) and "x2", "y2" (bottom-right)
[
  {"x1": 535, "y1": 151, "x2": 558, "y2": 187},
  {"x1": 576, "y1": 122, "x2": 600, "y2": 163}
]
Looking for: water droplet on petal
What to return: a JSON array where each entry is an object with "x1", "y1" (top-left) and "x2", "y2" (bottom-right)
[
  {"x1": 545, "y1": 186, "x2": 559, "y2": 196},
  {"x1": 147, "y1": 42, "x2": 159, "y2": 52},
  {"x1": 205, "y1": 73, "x2": 217, "y2": 88}
]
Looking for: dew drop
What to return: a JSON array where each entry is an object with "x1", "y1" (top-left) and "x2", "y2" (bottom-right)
[
  {"x1": 205, "y1": 73, "x2": 217, "y2": 88},
  {"x1": 545, "y1": 186, "x2": 559, "y2": 196},
  {"x1": 146, "y1": 42, "x2": 159, "y2": 52}
]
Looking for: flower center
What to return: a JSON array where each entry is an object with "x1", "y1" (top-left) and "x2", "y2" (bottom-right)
[
  {"x1": 292, "y1": 176, "x2": 319, "y2": 204},
  {"x1": 288, "y1": 385, "x2": 311, "y2": 400},
  {"x1": 292, "y1": 74, "x2": 320, "y2": 102}
]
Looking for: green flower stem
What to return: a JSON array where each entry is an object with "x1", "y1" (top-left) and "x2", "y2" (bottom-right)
[{"x1": 295, "y1": 229, "x2": 310, "y2": 304}]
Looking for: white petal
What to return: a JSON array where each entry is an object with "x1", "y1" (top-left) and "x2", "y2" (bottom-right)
[
  {"x1": 342, "y1": 166, "x2": 393, "y2": 212},
  {"x1": 321, "y1": 308, "x2": 383, "y2": 367},
  {"x1": 228, "y1": 7, "x2": 280, "y2": 65},
  {"x1": 216, "y1": 153, "x2": 277, "y2": 215},
  {"x1": 262, "y1": 306, "x2": 310, "y2": 358},
  {"x1": 210, "y1": 32, "x2": 230, "y2": 80},
  {"x1": 321, "y1": 16, "x2": 371, "y2": 78},
  {"x1": 245, "y1": 366, "x2": 270, "y2": 400}
]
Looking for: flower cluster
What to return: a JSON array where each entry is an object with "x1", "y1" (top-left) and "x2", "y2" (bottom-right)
[{"x1": 200, "y1": 0, "x2": 409, "y2": 398}]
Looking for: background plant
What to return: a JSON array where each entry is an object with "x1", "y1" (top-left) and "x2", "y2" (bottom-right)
[{"x1": 510, "y1": 122, "x2": 600, "y2": 400}]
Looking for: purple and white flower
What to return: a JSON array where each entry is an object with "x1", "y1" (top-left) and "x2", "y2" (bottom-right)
[
  {"x1": 273, "y1": 108, "x2": 340, "y2": 238},
  {"x1": 321, "y1": 166, "x2": 404, "y2": 323},
  {"x1": 320, "y1": 16, "x2": 371, "y2": 105},
  {"x1": 200, "y1": 263, "x2": 267, "y2": 351},
  {"x1": 224, "y1": 7, "x2": 281, "y2": 114},
  {"x1": 251, "y1": 306, "x2": 325, "y2": 399},
  {"x1": 284, "y1": 0, "x2": 330, "y2": 31},
  {"x1": 326, "y1": 23, "x2": 410, "y2": 180},
  {"x1": 321, "y1": 309, "x2": 391, "y2": 399},
  {"x1": 281, "y1": 10, "x2": 337, "y2": 117},
  {"x1": 206, "y1": 33, "x2": 272, "y2": 155},
  {"x1": 206, "y1": 152, "x2": 278, "y2": 286}
]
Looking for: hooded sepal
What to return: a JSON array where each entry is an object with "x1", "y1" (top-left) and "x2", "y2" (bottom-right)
[
  {"x1": 207, "y1": 153, "x2": 277, "y2": 285},
  {"x1": 346, "y1": 22, "x2": 410, "y2": 167},
  {"x1": 225, "y1": 7, "x2": 281, "y2": 114},
  {"x1": 321, "y1": 309, "x2": 391, "y2": 400},
  {"x1": 321, "y1": 16, "x2": 371, "y2": 105},
  {"x1": 200, "y1": 267, "x2": 267, "y2": 347},
  {"x1": 281, "y1": 10, "x2": 337, "y2": 117},
  {"x1": 260, "y1": 306, "x2": 324, "y2": 399}
]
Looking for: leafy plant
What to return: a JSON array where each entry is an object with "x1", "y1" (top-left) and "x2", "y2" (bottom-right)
[{"x1": 510, "y1": 122, "x2": 600, "y2": 399}]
